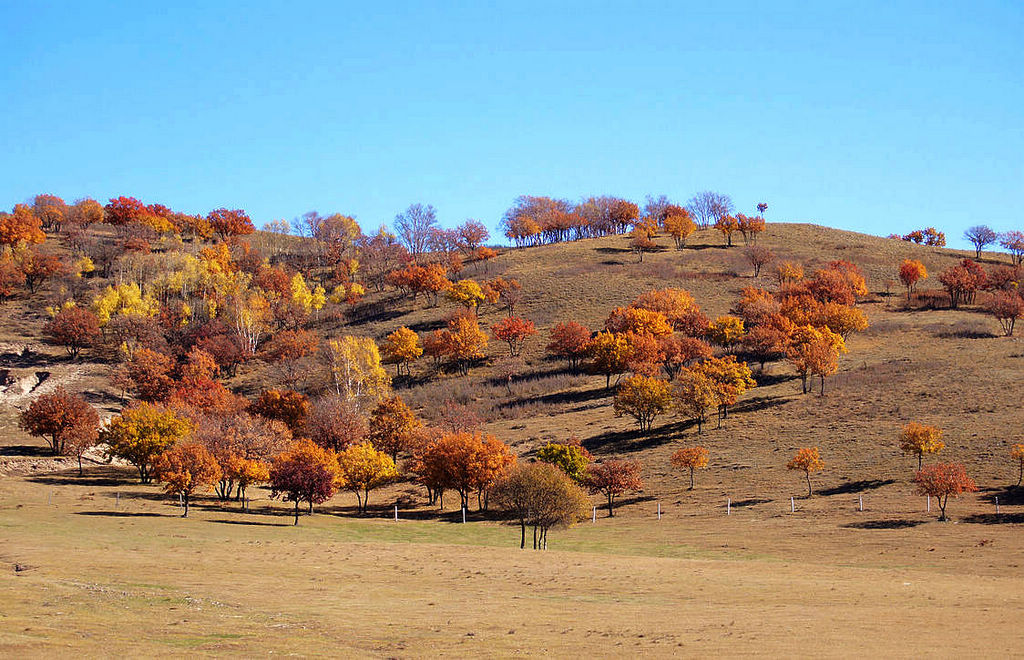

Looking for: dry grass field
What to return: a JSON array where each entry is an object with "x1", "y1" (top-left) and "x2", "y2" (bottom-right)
[{"x1": 2, "y1": 223, "x2": 1023, "y2": 656}]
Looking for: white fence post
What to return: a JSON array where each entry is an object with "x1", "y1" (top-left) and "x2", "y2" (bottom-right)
[
  {"x1": 657, "y1": 502, "x2": 661, "y2": 520},
  {"x1": 592, "y1": 506, "x2": 597, "y2": 523},
  {"x1": 859, "y1": 495, "x2": 863, "y2": 512},
  {"x1": 927, "y1": 495, "x2": 931, "y2": 513},
  {"x1": 394, "y1": 505, "x2": 398, "y2": 521},
  {"x1": 727, "y1": 498, "x2": 731, "y2": 515},
  {"x1": 790, "y1": 497, "x2": 795, "y2": 513},
  {"x1": 461, "y1": 506, "x2": 466, "y2": 524}
]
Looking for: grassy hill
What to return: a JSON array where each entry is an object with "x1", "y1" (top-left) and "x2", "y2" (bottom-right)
[{"x1": 2, "y1": 221, "x2": 1023, "y2": 655}]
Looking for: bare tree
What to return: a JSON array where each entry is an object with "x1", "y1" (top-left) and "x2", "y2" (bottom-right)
[
  {"x1": 394, "y1": 203, "x2": 438, "y2": 262},
  {"x1": 687, "y1": 191, "x2": 733, "y2": 229},
  {"x1": 964, "y1": 225, "x2": 998, "y2": 259}
]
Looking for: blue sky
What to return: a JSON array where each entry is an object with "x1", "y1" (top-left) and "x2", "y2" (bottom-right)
[{"x1": 1, "y1": 1, "x2": 1021, "y2": 247}]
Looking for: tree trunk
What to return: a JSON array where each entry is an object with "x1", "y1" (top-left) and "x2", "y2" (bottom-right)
[
  {"x1": 308, "y1": 499, "x2": 314, "y2": 514},
  {"x1": 294, "y1": 499, "x2": 300, "y2": 525},
  {"x1": 819, "y1": 375, "x2": 825, "y2": 396},
  {"x1": 182, "y1": 493, "x2": 189, "y2": 517},
  {"x1": 77, "y1": 453, "x2": 83, "y2": 477},
  {"x1": 805, "y1": 471, "x2": 812, "y2": 497},
  {"x1": 533, "y1": 525, "x2": 538, "y2": 550},
  {"x1": 689, "y1": 468, "x2": 695, "y2": 490},
  {"x1": 939, "y1": 494, "x2": 948, "y2": 521},
  {"x1": 1017, "y1": 461, "x2": 1022, "y2": 488},
  {"x1": 918, "y1": 454, "x2": 923, "y2": 471},
  {"x1": 520, "y1": 520, "x2": 526, "y2": 549},
  {"x1": 607, "y1": 492, "x2": 614, "y2": 517}
]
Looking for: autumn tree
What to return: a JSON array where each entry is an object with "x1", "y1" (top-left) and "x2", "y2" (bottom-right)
[
  {"x1": 42, "y1": 307, "x2": 100, "y2": 358},
  {"x1": 613, "y1": 375, "x2": 672, "y2": 432},
  {"x1": 671, "y1": 446, "x2": 709, "y2": 490},
  {"x1": 446, "y1": 279, "x2": 486, "y2": 314},
  {"x1": 706, "y1": 315, "x2": 745, "y2": 347},
  {"x1": 546, "y1": 321, "x2": 591, "y2": 373},
  {"x1": 492, "y1": 462, "x2": 590, "y2": 550},
  {"x1": 664, "y1": 208, "x2": 696, "y2": 248},
  {"x1": 270, "y1": 438, "x2": 340, "y2": 524},
  {"x1": 629, "y1": 226, "x2": 657, "y2": 262},
  {"x1": 914, "y1": 463, "x2": 977, "y2": 521},
  {"x1": 19, "y1": 249, "x2": 66, "y2": 293},
  {"x1": 699, "y1": 355, "x2": 756, "y2": 423},
  {"x1": 585, "y1": 459, "x2": 643, "y2": 516},
  {"x1": 326, "y1": 336, "x2": 391, "y2": 407},
  {"x1": 491, "y1": 316, "x2": 537, "y2": 356},
  {"x1": 1011, "y1": 444, "x2": 1024, "y2": 488},
  {"x1": 986, "y1": 291, "x2": 1024, "y2": 336},
  {"x1": 586, "y1": 331, "x2": 631, "y2": 389},
  {"x1": 745, "y1": 245, "x2": 774, "y2": 277},
  {"x1": 410, "y1": 431, "x2": 515, "y2": 511},
  {"x1": 153, "y1": 442, "x2": 222, "y2": 517},
  {"x1": 0, "y1": 204, "x2": 46, "y2": 248},
  {"x1": 335, "y1": 443, "x2": 399, "y2": 514},
  {"x1": 250, "y1": 389, "x2": 309, "y2": 437},
  {"x1": 787, "y1": 447, "x2": 825, "y2": 497},
  {"x1": 368, "y1": 395, "x2": 421, "y2": 460},
  {"x1": 262, "y1": 328, "x2": 319, "y2": 383},
  {"x1": 19, "y1": 388, "x2": 99, "y2": 464},
  {"x1": 442, "y1": 315, "x2": 489, "y2": 375},
  {"x1": 900, "y1": 422, "x2": 944, "y2": 471},
  {"x1": 786, "y1": 325, "x2": 845, "y2": 395},
  {"x1": 307, "y1": 394, "x2": 368, "y2": 452},
  {"x1": 380, "y1": 327, "x2": 422, "y2": 376},
  {"x1": 1000, "y1": 231, "x2": 1024, "y2": 266},
  {"x1": 964, "y1": 225, "x2": 998, "y2": 259},
  {"x1": 101, "y1": 403, "x2": 194, "y2": 483},
  {"x1": 673, "y1": 368, "x2": 718, "y2": 434},
  {"x1": 659, "y1": 335, "x2": 713, "y2": 380},
  {"x1": 536, "y1": 438, "x2": 593, "y2": 484},
  {"x1": 487, "y1": 277, "x2": 523, "y2": 316},
  {"x1": 113, "y1": 347, "x2": 175, "y2": 401},
  {"x1": 714, "y1": 215, "x2": 740, "y2": 247},
  {"x1": 939, "y1": 259, "x2": 987, "y2": 309},
  {"x1": 207, "y1": 208, "x2": 255, "y2": 241},
  {"x1": 736, "y1": 213, "x2": 765, "y2": 245}
]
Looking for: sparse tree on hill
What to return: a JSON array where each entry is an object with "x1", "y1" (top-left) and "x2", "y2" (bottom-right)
[
  {"x1": 900, "y1": 422, "x2": 944, "y2": 471},
  {"x1": 1011, "y1": 444, "x2": 1024, "y2": 488},
  {"x1": 914, "y1": 463, "x2": 977, "y2": 521},
  {"x1": 986, "y1": 291, "x2": 1024, "y2": 336},
  {"x1": 394, "y1": 203, "x2": 438, "y2": 262},
  {"x1": 745, "y1": 245, "x2": 774, "y2": 277},
  {"x1": 585, "y1": 459, "x2": 643, "y2": 517},
  {"x1": 613, "y1": 374, "x2": 672, "y2": 432},
  {"x1": 898, "y1": 259, "x2": 927, "y2": 299},
  {"x1": 536, "y1": 437, "x2": 592, "y2": 484},
  {"x1": 380, "y1": 327, "x2": 422, "y2": 376},
  {"x1": 101, "y1": 403, "x2": 194, "y2": 484},
  {"x1": 20, "y1": 388, "x2": 99, "y2": 463},
  {"x1": 787, "y1": 447, "x2": 825, "y2": 497},
  {"x1": 491, "y1": 316, "x2": 537, "y2": 356},
  {"x1": 368, "y1": 395, "x2": 421, "y2": 461},
  {"x1": 335, "y1": 443, "x2": 399, "y2": 514},
  {"x1": 687, "y1": 191, "x2": 733, "y2": 230},
  {"x1": 964, "y1": 225, "x2": 998, "y2": 259},
  {"x1": 43, "y1": 307, "x2": 100, "y2": 358},
  {"x1": 546, "y1": 321, "x2": 591, "y2": 373},
  {"x1": 492, "y1": 462, "x2": 589, "y2": 550},
  {"x1": 1000, "y1": 231, "x2": 1024, "y2": 266},
  {"x1": 671, "y1": 446, "x2": 709, "y2": 490}
]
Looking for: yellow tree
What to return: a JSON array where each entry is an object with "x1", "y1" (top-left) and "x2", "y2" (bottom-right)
[
  {"x1": 787, "y1": 447, "x2": 825, "y2": 497},
  {"x1": 613, "y1": 374, "x2": 672, "y2": 432},
  {"x1": 786, "y1": 325, "x2": 846, "y2": 395},
  {"x1": 706, "y1": 315, "x2": 745, "y2": 347},
  {"x1": 326, "y1": 335, "x2": 391, "y2": 407},
  {"x1": 671, "y1": 446, "x2": 709, "y2": 489},
  {"x1": 673, "y1": 368, "x2": 718, "y2": 434},
  {"x1": 699, "y1": 355, "x2": 756, "y2": 425},
  {"x1": 154, "y1": 442, "x2": 222, "y2": 517},
  {"x1": 900, "y1": 422, "x2": 944, "y2": 471},
  {"x1": 586, "y1": 331, "x2": 631, "y2": 389},
  {"x1": 101, "y1": 403, "x2": 194, "y2": 483},
  {"x1": 664, "y1": 209, "x2": 696, "y2": 249},
  {"x1": 335, "y1": 443, "x2": 399, "y2": 514},
  {"x1": 379, "y1": 327, "x2": 422, "y2": 376},
  {"x1": 368, "y1": 395, "x2": 421, "y2": 460},
  {"x1": 443, "y1": 316, "x2": 489, "y2": 375},
  {"x1": 446, "y1": 279, "x2": 486, "y2": 315},
  {"x1": 1010, "y1": 444, "x2": 1024, "y2": 487}
]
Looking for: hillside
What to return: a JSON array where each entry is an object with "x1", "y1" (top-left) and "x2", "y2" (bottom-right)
[{"x1": 2, "y1": 220, "x2": 1024, "y2": 656}]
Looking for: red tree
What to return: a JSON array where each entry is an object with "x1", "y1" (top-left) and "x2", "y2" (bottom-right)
[
  {"x1": 586, "y1": 459, "x2": 643, "y2": 516},
  {"x1": 269, "y1": 438, "x2": 340, "y2": 524},
  {"x1": 491, "y1": 316, "x2": 537, "y2": 356},
  {"x1": 19, "y1": 388, "x2": 99, "y2": 463},
  {"x1": 914, "y1": 463, "x2": 978, "y2": 521},
  {"x1": 43, "y1": 307, "x2": 100, "y2": 358}
]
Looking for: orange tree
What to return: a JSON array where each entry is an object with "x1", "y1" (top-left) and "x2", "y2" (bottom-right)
[
  {"x1": 546, "y1": 321, "x2": 591, "y2": 373},
  {"x1": 585, "y1": 459, "x2": 643, "y2": 517},
  {"x1": 43, "y1": 307, "x2": 101, "y2": 359},
  {"x1": 410, "y1": 431, "x2": 515, "y2": 511},
  {"x1": 379, "y1": 327, "x2": 422, "y2": 375},
  {"x1": 269, "y1": 438, "x2": 340, "y2": 524},
  {"x1": 671, "y1": 446, "x2": 709, "y2": 490},
  {"x1": 153, "y1": 442, "x2": 222, "y2": 517},
  {"x1": 19, "y1": 388, "x2": 99, "y2": 460},
  {"x1": 900, "y1": 422, "x2": 944, "y2": 471},
  {"x1": 491, "y1": 316, "x2": 537, "y2": 356},
  {"x1": 368, "y1": 395, "x2": 421, "y2": 461},
  {"x1": 914, "y1": 463, "x2": 977, "y2": 521},
  {"x1": 1011, "y1": 444, "x2": 1024, "y2": 487},
  {"x1": 898, "y1": 259, "x2": 927, "y2": 299},
  {"x1": 787, "y1": 447, "x2": 825, "y2": 497}
]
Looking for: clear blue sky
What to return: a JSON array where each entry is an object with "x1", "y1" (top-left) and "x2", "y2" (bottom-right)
[{"x1": 1, "y1": 1, "x2": 1021, "y2": 248}]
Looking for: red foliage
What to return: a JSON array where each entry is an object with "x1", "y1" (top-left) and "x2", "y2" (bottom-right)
[
  {"x1": 585, "y1": 459, "x2": 643, "y2": 516},
  {"x1": 43, "y1": 307, "x2": 100, "y2": 358}
]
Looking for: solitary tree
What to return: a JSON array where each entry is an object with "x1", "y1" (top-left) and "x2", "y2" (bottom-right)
[
  {"x1": 1011, "y1": 444, "x2": 1024, "y2": 488},
  {"x1": 153, "y1": 442, "x2": 222, "y2": 517},
  {"x1": 671, "y1": 446, "x2": 709, "y2": 490},
  {"x1": 898, "y1": 259, "x2": 927, "y2": 299},
  {"x1": 900, "y1": 422, "x2": 944, "y2": 471},
  {"x1": 986, "y1": 291, "x2": 1024, "y2": 336},
  {"x1": 585, "y1": 459, "x2": 643, "y2": 516},
  {"x1": 492, "y1": 462, "x2": 590, "y2": 550},
  {"x1": 964, "y1": 225, "x2": 998, "y2": 259},
  {"x1": 491, "y1": 316, "x2": 537, "y2": 356},
  {"x1": 914, "y1": 463, "x2": 977, "y2": 521},
  {"x1": 335, "y1": 443, "x2": 399, "y2": 514},
  {"x1": 787, "y1": 447, "x2": 825, "y2": 497}
]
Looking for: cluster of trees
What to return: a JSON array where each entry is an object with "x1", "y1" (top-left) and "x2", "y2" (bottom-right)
[
  {"x1": 499, "y1": 191, "x2": 764, "y2": 251},
  {"x1": 891, "y1": 227, "x2": 946, "y2": 247},
  {"x1": 898, "y1": 256, "x2": 1024, "y2": 334}
]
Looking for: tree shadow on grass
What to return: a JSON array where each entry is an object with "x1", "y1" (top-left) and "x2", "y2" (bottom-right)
[
  {"x1": 1, "y1": 445, "x2": 52, "y2": 457},
  {"x1": 730, "y1": 498, "x2": 772, "y2": 508},
  {"x1": 75, "y1": 511, "x2": 165, "y2": 518},
  {"x1": 29, "y1": 466, "x2": 137, "y2": 487},
  {"x1": 843, "y1": 519, "x2": 926, "y2": 530},
  {"x1": 208, "y1": 518, "x2": 293, "y2": 527},
  {"x1": 979, "y1": 486, "x2": 1024, "y2": 506},
  {"x1": 495, "y1": 386, "x2": 609, "y2": 412},
  {"x1": 818, "y1": 479, "x2": 896, "y2": 496},
  {"x1": 961, "y1": 513, "x2": 1024, "y2": 525}
]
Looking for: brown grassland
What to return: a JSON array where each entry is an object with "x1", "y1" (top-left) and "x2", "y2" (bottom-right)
[{"x1": 2, "y1": 223, "x2": 1023, "y2": 656}]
